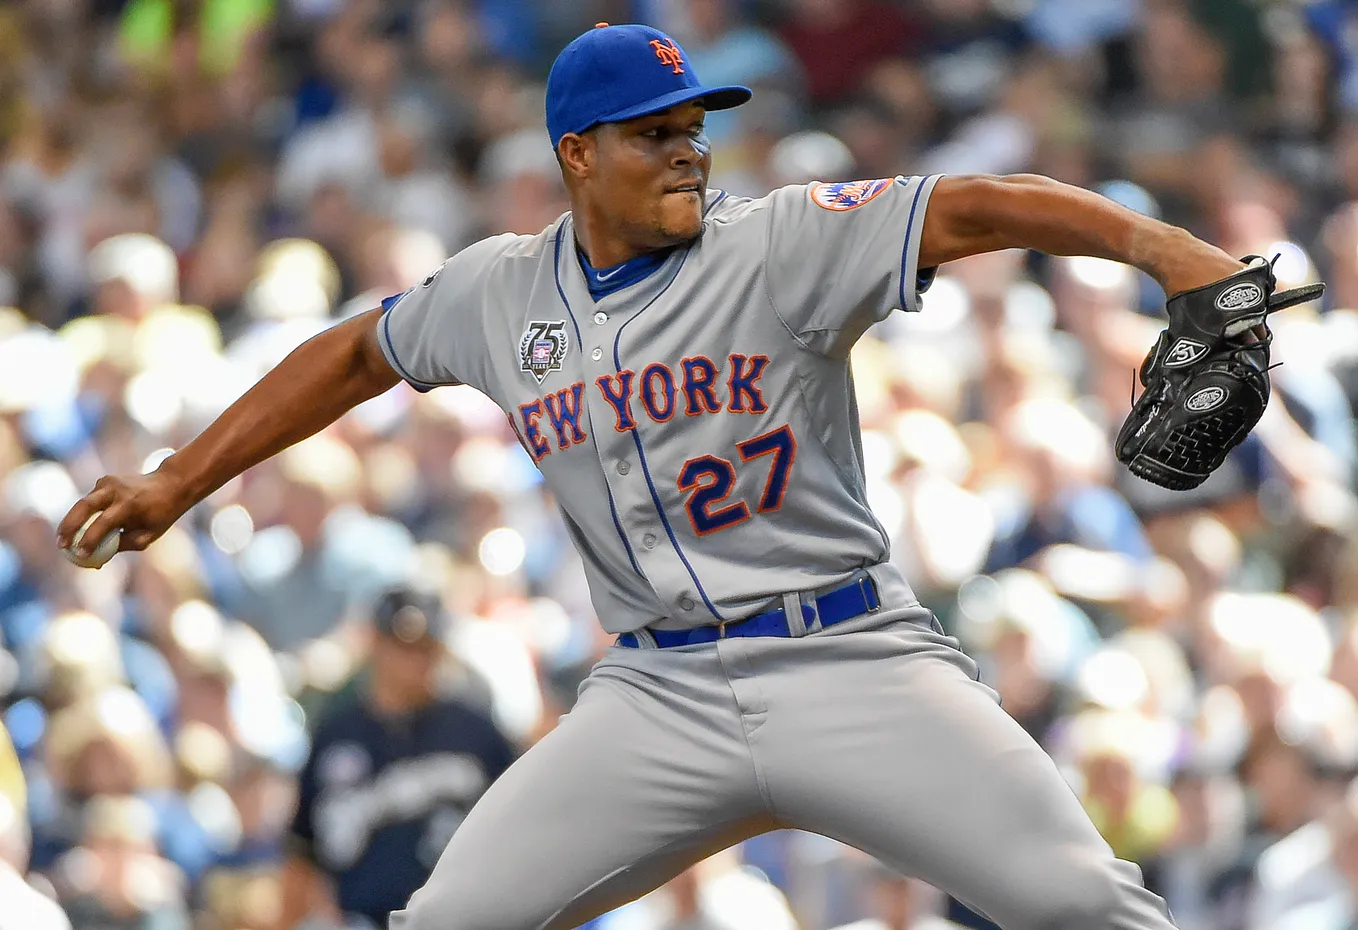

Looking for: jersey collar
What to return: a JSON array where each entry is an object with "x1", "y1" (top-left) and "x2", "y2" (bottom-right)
[
  {"x1": 556, "y1": 214, "x2": 687, "y2": 314},
  {"x1": 560, "y1": 189, "x2": 726, "y2": 299},
  {"x1": 577, "y1": 247, "x2": 674, "y2": 302}
]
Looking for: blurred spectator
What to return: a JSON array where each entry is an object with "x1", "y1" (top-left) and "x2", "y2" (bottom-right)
[
  {"x1": 588, "y1": 850, "x2": 799, "y2": 930},
  {"x1": 84, "y1": 100, "x2": 204, "y2": 257},
  {"x1": 1070, "y1": 709, "x2": 1179, "y2": 865},
  {"x1": 779, "y1": 0, "x2": 925, "y2": 106},
  {"x1": 370, "y1": 103, "x2": 474, "y2": 253},
  {"x1": 196, "y1": 752, "x2": 296, "y2": 930},
  {"x1": 32, "y1": 686, "x2": 216, "y2": 887},
  {"x1": 118, "y1": 0, "x2": 275, "y2": 80},
  {"x1": 829, "y1": 865, "x2": 960, "y2": 929},
  {"x1": 954, "y1": 568, "x2": 1098, "y2": 738},
  {"x1": 280, "y1": 586, "x2": 514, "y2": 929},
  {"x1": 1255, "y1": 777, "x2": 1358, "y2": 930},
  {"x1": 985, "y1": 398, "x2": 1153, "y2": 573},
  {"x1": 234, "y1": 436, "x2": 360, "y2": 649},
  {"x1": 86, "y1": 234, "x2": 180, "y2": 323},
  {"x1": 1024, "y1": 0, "x2": 1139, "y2": 59},
  {"x1": 1145, "y1": 767, "x2": 1248, "y2": 930},
  {"x1": 1307, "y1": 1, "x2": 1358, "y2": 114},
  {"x1": 51, "y1": 795, "x2": 191, "y2": 930},
  {"x1": 476, "y1": 128, "x2": 570, "y2": 236},
  {"x1": 916, "y1": 0, "x2": 1029, "y2": 120}
]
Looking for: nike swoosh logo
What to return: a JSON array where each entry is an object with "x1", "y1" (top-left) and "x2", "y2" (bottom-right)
[{"x1": 595, "y1": 267, "x2": 625, "y2": 282}]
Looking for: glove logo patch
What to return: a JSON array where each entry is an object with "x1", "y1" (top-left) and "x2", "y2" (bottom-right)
[
  {"x1": 1165, "y1": 338, "x2": 1210, "y2": 368},
  {"x1": 1185, "y1": 386, "x2": 1228, "y2": 412},
  {"x1": 1215, "y1": 282, "x2": 1263, "y2": 312}
]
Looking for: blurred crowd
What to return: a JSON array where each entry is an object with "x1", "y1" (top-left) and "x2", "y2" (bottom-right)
[{"x1": 5, "y1": 0, "x2": 1358, "y2": 928}]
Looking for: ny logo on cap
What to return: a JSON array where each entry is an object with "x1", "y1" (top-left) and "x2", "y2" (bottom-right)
[{"x1": 650, "y1": 38, "x2": 684, "y2": 74}]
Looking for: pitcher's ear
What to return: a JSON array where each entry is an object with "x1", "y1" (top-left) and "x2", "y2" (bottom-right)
[{"x1": 558, "y1": 132, "x2": 595, "y2": 181}]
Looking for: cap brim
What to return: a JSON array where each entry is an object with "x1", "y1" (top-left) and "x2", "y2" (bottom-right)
[{"x1": 594, "y1": 84, "x2": 753, "y2": 129}]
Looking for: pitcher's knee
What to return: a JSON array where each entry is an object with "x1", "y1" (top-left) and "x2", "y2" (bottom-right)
[
  {"x1": 390, "y1": 882, "x2": 530, "y2": 930},
  {"x1": 1029, "y1": 874, "x2": 1120, "y2": 930},
  {"x1": 387, "y1": 888, "x2": 444, "y2": 930},
  {"x1": 1006, "y1": 857, "x2": 1167, "y2": 930}
]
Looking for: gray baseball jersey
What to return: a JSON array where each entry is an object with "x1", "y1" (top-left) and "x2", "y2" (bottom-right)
[
  {"x1": 378, "y1": 176, "x2": 940, "y2": 634},
  {"x1": 380, "y1": 178, "x2": 1182, "y2": 930}
]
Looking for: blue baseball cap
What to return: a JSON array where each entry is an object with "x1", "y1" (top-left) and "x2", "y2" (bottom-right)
[{"x1": 546, "y1": 24, "x2": 752, "y2": 148}]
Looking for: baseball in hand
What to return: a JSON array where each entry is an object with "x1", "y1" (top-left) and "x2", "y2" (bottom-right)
[{"x1": 62, "y1": 512, "x2": 121, "y2": 569}]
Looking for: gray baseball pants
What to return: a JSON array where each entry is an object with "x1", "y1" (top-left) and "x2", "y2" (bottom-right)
[{"x1": 389, "y1": 600, "x2": 1176, "y2": 930}]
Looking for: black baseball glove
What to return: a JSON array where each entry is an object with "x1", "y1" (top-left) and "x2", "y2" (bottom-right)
[{"x1": 1115, "y1": 256, "x2": 1325, "y2": 490}]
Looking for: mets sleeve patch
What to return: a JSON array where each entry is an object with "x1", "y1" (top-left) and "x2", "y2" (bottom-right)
[{"x1": 808, "y1": 178, "x2": 893, "y2": 212}]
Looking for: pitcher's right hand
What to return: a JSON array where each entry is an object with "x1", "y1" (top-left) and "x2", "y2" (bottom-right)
[{"x1": 56, "y1": 467, "x2": 195, "y2": 559}]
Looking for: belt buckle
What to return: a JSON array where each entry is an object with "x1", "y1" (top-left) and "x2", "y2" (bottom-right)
[{"x1": 858, "y1": 576, "x2": 880, "y2": 614}]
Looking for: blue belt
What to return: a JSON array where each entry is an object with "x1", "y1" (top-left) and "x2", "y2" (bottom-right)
[{"x1": 616, "y1": 572, "x2": 881, "y2": 649}]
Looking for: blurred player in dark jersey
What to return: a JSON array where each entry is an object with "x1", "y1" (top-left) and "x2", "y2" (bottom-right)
[{"x1": 280, "y1": 587, "x2": 515, "y2": 929}]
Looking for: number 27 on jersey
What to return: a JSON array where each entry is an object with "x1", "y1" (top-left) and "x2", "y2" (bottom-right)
[{"x1": 679, "y1": 424, "x2": 796, "y2": 535}]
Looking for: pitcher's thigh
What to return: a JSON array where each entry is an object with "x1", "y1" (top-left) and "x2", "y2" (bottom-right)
[
  {"x1": 760, "y1": 647, "x2": 1177, "y2": 929},
  {"x1": 390, "y1": 669, "x2": 766, "y2": 930}
]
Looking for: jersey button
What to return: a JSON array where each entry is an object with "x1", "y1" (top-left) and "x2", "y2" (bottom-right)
[
  {"x1": 679, "y1": 597, "x2": 695, "y2": 611},
  {"x1": 591, "y1": 348, "x2": 603, "y2": 361},
  {"x1": 593, "y1": 311, "x2": 608, "y2": 325},
  {"x1": 617, "y1": 461, "x2": 630, "y2": 475},
  {"x1": 642, "y1": 533, "x2": 657, "y2": 549}
]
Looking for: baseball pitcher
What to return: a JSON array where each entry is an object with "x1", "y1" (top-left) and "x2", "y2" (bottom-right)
[{"x1": 58, "y1": 23, "x2": 1322, "y2": 930}]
